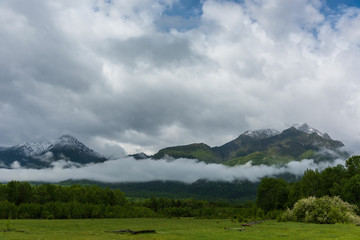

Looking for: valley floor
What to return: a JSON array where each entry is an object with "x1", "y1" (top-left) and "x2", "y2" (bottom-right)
[{"x1": 1, "y1": 218, "x2": 359, "y2": 240}]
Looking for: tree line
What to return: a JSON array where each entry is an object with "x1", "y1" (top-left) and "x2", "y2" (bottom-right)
[
  {"x1": 256, "y1": 155, "x2": 360, "y2": 214},
  {"x1": 0, "y1": 183, "x2": 143, "y2": 219},
  {"x1": 0, "y1": 182, "x2": 260, "y2": 219}
]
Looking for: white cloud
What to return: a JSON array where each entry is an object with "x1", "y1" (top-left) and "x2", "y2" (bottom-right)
[
  {"x1": 88, "y1": 136, "x2": 126, "y2": 158},
  {"x1": 10, "y1": 161, "x2": 21, "y2": 169},
  {"x1": 0, "y1": 157, "x2": 346, "y2": 183}
]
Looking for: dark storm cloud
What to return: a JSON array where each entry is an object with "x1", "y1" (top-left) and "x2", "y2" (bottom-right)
[{"x1": 103, "y1": 35, "x2": 203, "y2": 67}]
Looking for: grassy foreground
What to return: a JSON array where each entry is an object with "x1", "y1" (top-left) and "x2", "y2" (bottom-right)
[{"x1": 1, "y1": 218, "x2": 360, "y2": 240}]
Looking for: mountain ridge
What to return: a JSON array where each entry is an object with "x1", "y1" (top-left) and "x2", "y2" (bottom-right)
[
  {"x1": 292, "y1": 123, "x2": 331, "y2": 139},
  {"x1": 243, "y1": 128, "x2": 281, "y2": 139},
  {"x1": 153, "y1": 124, "x2": 348, "y2": 166}
]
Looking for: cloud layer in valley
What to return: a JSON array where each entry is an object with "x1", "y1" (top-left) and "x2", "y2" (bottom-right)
[
  {"x1": 0, "y1": 157, "x2": 346, "y2": 183},
  {"x1": 1, "y1": 0, "x2": 360, "y2": 155}
]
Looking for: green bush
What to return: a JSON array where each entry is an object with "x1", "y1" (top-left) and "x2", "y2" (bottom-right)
[
  {"x1": 280, "y1": 196, "x2": 360, "y2": 224},
  {"x1": 266, "y1": 209, "x2": 283, "y2": 219},
  {"x1": 276, "y1": 209, "x2": 291, "y2": 222}
]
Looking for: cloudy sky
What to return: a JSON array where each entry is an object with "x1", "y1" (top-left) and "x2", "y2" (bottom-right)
[{"x1": 1, "y1": 0, "x2": 360, "y2": 156}]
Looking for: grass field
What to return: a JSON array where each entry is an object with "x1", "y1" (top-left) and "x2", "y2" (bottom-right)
[{"x1": 1, "y1": 218, "x2": 360, "y2": 240}]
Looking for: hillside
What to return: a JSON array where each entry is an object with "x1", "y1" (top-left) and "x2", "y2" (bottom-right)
[{"x1": 153, "y1": 143, "x2": 222, "y2": 163}]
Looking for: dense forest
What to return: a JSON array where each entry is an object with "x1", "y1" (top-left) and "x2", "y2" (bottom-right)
[
  {"x1": 256, "y1": 155, "x2": 360, "y2": 212},
  {"x1": 58, "y1": 179, "x2": 260, "y2": 202},
  {"x1": 0, "y1": 182, "x2": 261, "y2": 219},
  {"x1": 1, "y1": 155, "x2": 360, "y2": 223}
]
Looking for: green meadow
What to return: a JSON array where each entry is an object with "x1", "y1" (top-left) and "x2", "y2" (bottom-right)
[{"x1": 1, "y1": 218, "x2": 359, "y2": 240}]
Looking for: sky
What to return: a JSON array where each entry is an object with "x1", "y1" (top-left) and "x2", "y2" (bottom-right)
[{"x1": 1, "y1": 0, "x2": 360, "y2": 157}]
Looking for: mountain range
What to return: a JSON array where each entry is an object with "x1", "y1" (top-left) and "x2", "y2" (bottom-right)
[
  {"x1": 152, "y1": 123, "x2": 348, "y2": 165},
  {"x1": 0, "y1": 123, "x2": 349, "y2": 169}
]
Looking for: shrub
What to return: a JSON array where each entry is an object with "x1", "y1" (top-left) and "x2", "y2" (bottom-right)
[
  {"x1": 266, "y1": 209, "x2": 283, "y2": 219},
  {"x1": 280, "y1": 196, "x2": 360, "y2": 224}
]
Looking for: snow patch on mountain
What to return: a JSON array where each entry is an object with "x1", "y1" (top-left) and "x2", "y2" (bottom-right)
[
  {"x1": 243, "y1": 129, "x2": 281, "y2": 139},
  {"x1": 15, "y1": 140, "x2": 56, "y2": 156}
]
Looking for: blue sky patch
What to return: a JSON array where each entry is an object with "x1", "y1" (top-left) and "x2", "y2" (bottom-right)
[{"x1": 159, "y1": 0, "x2": 360, "y2": 31}]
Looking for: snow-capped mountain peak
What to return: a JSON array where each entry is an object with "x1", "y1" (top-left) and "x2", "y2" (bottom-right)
[
  {"x1": 13, "y1": 135, "x2": 99, "y2": 156},
  {"x1": 56, "y1": 135, "x2": 83, "y2": 147},
  {"x1": 52, "y1": 135, "x2": 101, "y2": 156},
  {"x1": 243, "y1": 128, "x2": 280, "y2": 139},
  {"x1": 292, "y1": 123, "x2": 331, "y2": 139}
]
